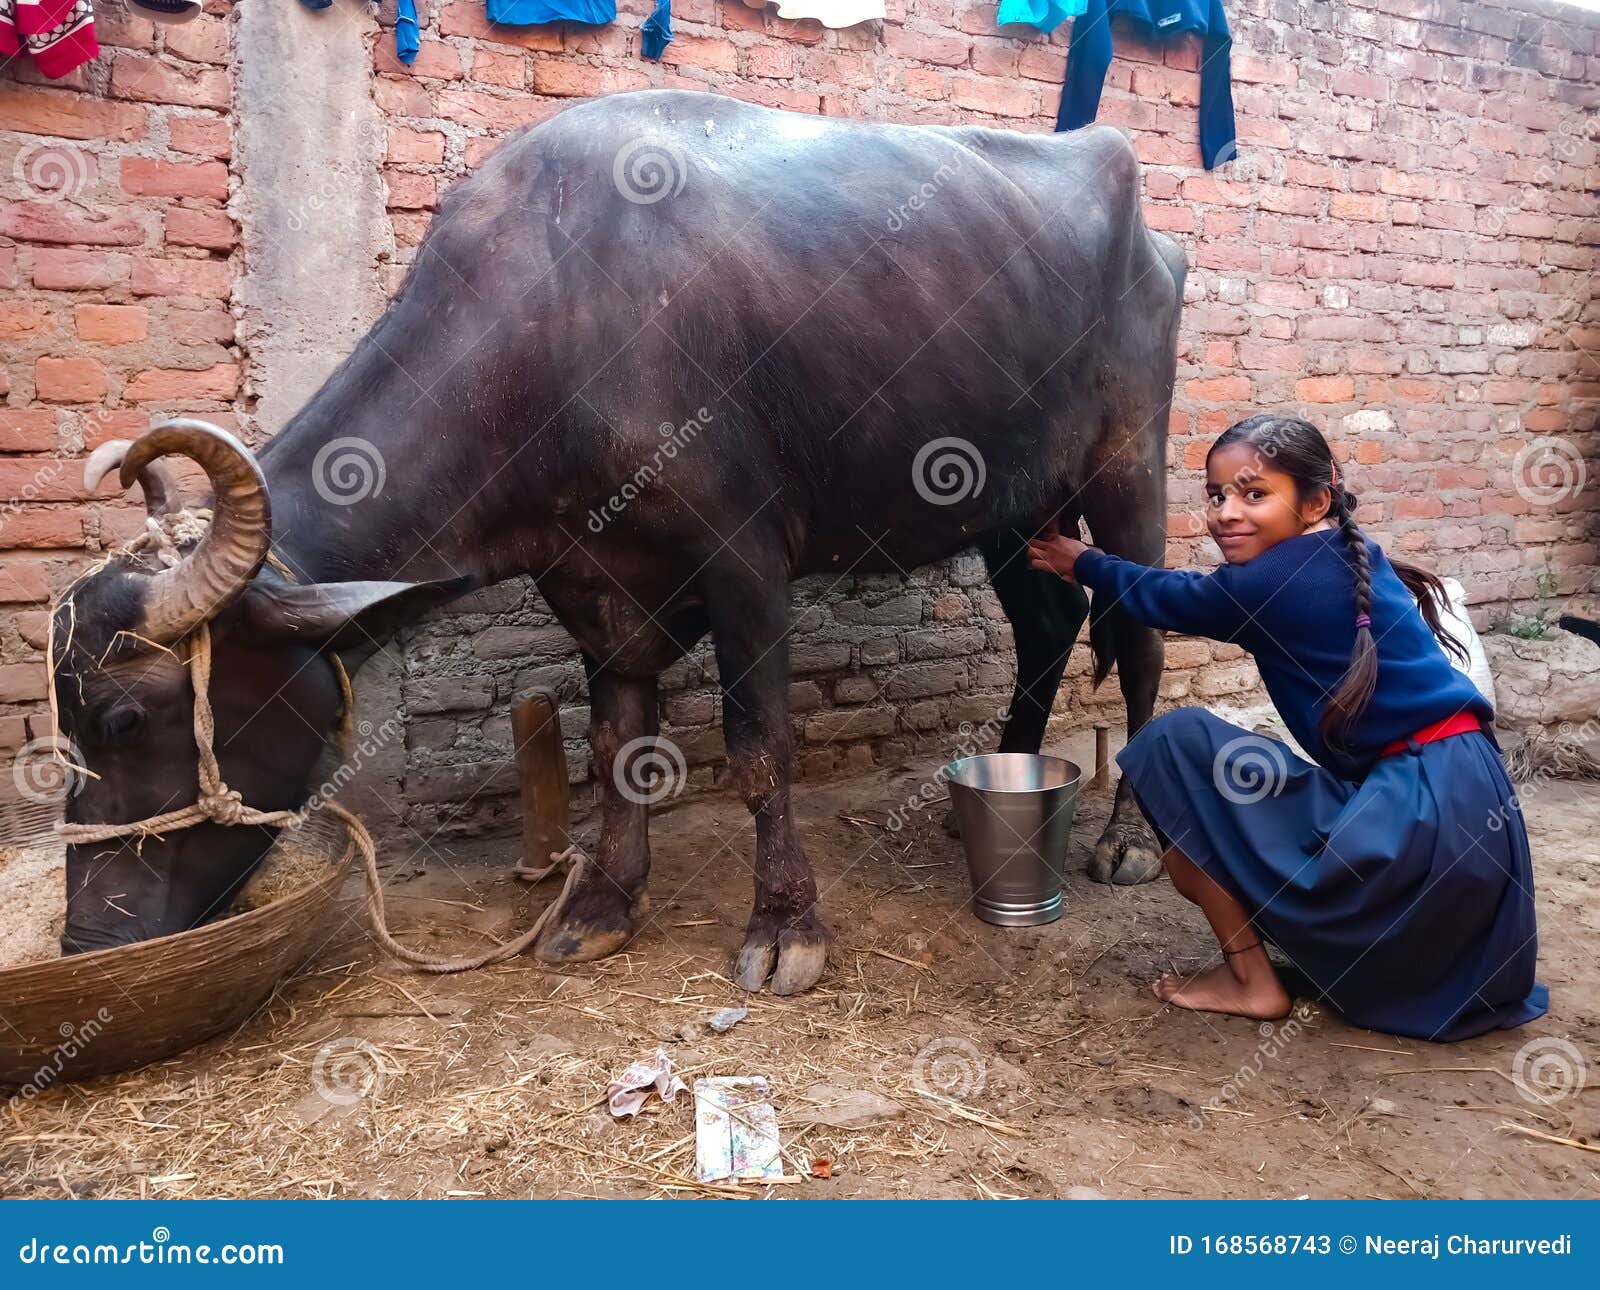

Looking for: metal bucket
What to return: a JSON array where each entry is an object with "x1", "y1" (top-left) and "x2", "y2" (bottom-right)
[{"x1": 945, "y1": 753, "x2": 1081, "y2": 927}]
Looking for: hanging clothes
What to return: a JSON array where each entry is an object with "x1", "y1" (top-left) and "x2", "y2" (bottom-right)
[
  {"x1": 395, "y1": 0, "x2": 419, "y2": 64},
  {"x1": 0, "y1": 0, "x2": 98, "y2": 79},
  {"x1": 764, "y1": 0, "x2": 883, "y2": 28},
  {"x1": 996, "y1": 0, "x2": 1086, "y2": 35},
  {"x1": 1056, "y1": 0, "x2": 1237, "y2": 170},
  {"x1": 640, "y1": 0, "x2": 671, "y2": 60},
  {"x1": 487, "y1": 0, "x2": 617, "y2": 23}
]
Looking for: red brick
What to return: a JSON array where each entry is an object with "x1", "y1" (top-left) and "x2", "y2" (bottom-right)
[
  {"x1": 75, "y1": 304, "x2": 149, "y2": 345},
  {"x1": 436, "y1": 86, "x2": 566, "y2": 127},
  {"x1": 384, "y1": 169, "x2": 438, "y2": 210},
  {"x1": 388, "y1": 127, "x2": 447, "y2": 164},
  {"x1": 164, "y1": 14, "x2": 229, "y2": 64},
  {"x1": 438, "y1": 1, "x2": 564, "y2": 49},
  {"x1": 901, "y1": 66, "x2": 947, "y2": 100},
  {"x1": 130, "y1": 257, "x2": 232, "y2": 299},
  {"x1": 1331, "y1": 70, "x2": 1388, "y2": 101},
  {"x1": 163, "y1": 206, "x2": 235, "y2": 250},
  {"x1": 0, "y1": 410, "x2": 58, "y2": 453},
  {"x1": 0, "y1": 557, "x2": 52, "y2": 603},
  {"x1": 0, "y1": 662, "x2": 48, "y2": 704},
  {"x1": 31, "y1": 248, "x2": 129, "y2": 291},
  {"x1": 0, "y1": 459, "x2": 92, "y2": 503},
  {"x1": 747, "y1": 44, "x2": 796, "y2": 78},
  {"x1": 1018, "y1": 45, "x2": 1065, "y2": 84},
  {"x1": 120, "y1": 157, "x2": 228, "y2": 200},
  {"x1": 167, "y1": 115, "x2": 231, "y2": 159},
  {"x1": 124, "y1": 363, "x2": 241, "y2": 402},
  {"x1": 1295, "y1": 376, "x2": 1357, "y2": 403},
  {"x1": 950, "y1": 77, "x2": 1035, "y2": 118},
  {"x1": 0, "y1": 201, "x2": 146, "y2": 247},
  {"x1": 111, "y1": 54, "x2": 231, "y2": 110},
  {"x1": 469, "y1": 49, "x2": 523, "y2": 88},
  {"x1": 1329, "y1": 192, "x2": 1389, "y2": 222},
  {"x1": 35, "y1": 356, "x2": 108, "y2": 403},
  {"x1": 0, "y1": 301, "x2": 52, "y2": 339},
  {"x1": 379, "y1": 39, "x2": 464, "y2": 80},
  {"x1": 1186, "y1": 376, "x2": 1251, "y2": 402},
  {"x1": 0, "y1": 246, "x2": 15, "y2": 290},
  {"x1": 81, "y1": 410, "x2": 154, "y2": 450},
  {"x1": 374, "y1": 76, "x2": 434, "y2": 117},
  {"x1": 884, "y1": 25, "x2": 969, "y2": 67},
  {"x1": 0, "y1": 87, "x2": 147, "y2": 141},
  {"x1": 0, "y1": 507, "x2": 81, "y2": 548},
  {"x1": 661, "y1": 35, "x2": 739, "y2": 74},
  {"x1": 524, "y1": 63, "x2": 649, "y2": 101}
]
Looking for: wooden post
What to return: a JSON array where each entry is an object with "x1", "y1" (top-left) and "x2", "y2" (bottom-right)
[
  {"x1": 1092, "y1": 721, "x2": 1111, "y2": 790},
  {"x1": 512, "y1": 690, "x2": 570, "y2": 880}
]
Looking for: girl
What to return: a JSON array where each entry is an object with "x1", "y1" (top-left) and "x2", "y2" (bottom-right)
[{"x1": 1026, "y1": 413, "x2": 1548, "y2": 1041}]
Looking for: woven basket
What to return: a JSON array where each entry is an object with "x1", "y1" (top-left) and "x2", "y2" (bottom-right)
[{"x1": 0, "y1": 804, "x2": 351, "y2": 1089}]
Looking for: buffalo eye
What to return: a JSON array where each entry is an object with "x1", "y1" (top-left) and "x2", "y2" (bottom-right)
[{"x1": 96, "y1": 703, "x2": 146, "y2": 745}]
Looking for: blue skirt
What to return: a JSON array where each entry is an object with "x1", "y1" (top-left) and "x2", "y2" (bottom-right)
[{"x1": 1117, "y1": 707, "x2": 1549, "y2": 1042}]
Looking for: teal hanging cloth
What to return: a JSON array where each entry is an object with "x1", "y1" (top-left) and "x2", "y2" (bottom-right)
[
  {"x1": 487, "y1": 0, "x2": 617, "y2": 23},
  {"x1": 997, "y1": 0, "x2": 1086, "y2": 33}
]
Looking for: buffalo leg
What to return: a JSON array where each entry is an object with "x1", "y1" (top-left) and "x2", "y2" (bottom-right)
[
  {"x1": 980, "y1": 523, "x2": 1092, "y2": 755},
  {"x1": 533, "y1": 658, "x2": 655, "y2": 964},
  {"x1": 705, "y1": 567, "x2": 829, "y2": 996}
]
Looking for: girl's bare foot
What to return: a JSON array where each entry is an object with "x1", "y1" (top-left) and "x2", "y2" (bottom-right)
[{"x1": 1152, "y1": 961, "x2": 1291, "y2": 1021}]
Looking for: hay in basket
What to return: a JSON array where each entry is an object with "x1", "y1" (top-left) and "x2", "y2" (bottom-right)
[{"x1": 0, "y1": 800, "x2": 351, "y2": 1089}]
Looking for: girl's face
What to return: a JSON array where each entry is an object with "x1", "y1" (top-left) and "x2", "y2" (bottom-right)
[{"x1": 1204, "y1": 442, "x2": 1333, "y2": 564}]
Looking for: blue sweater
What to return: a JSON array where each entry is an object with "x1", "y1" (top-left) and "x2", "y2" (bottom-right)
[
  {"x1": 1057, "y1": 0, "x2": 1237, "y2": 170},
  {"x1": 1073, "y1": 528, "x2": 1495, "y2": 780}
]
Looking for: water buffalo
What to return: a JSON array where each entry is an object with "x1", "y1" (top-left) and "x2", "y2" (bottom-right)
[{"x1": 51, "y1": 89, "x2": 1185, "y2": 993}]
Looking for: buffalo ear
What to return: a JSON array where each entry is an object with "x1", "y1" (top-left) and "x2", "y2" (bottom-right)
[{"x1": 239, "y1": 575, "x2": 480, "y2": 652}]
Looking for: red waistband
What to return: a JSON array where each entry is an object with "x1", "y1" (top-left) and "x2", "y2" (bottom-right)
[{"x1": 1380, "y1": 711, "x2": 1483, "y2": 758}]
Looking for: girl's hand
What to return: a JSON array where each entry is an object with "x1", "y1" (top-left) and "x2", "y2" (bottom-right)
[{"x1": 1027, "y1": 529, "x2": 1098, "y2": 582}]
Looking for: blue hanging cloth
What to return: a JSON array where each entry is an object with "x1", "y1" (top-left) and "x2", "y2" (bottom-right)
[
  {"x1": 996, "y1": 0, "x2": 1086, "y2": 34},
  {"x1": 1056, "y1": 0, "x2": 1237, "y2": 169},
  {"x1": 487, "y1": 0, "x2": 618, "y2": 23},
  {"x1": 396, "y1": 0, "x2": 420, "y2": 65},
  {"x1": 641, "y1": 0, "x2": 672, "y2": 60}
]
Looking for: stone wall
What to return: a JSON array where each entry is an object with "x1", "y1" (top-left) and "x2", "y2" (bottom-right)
[{"x1": 1, "y1": 0, "x2": 1596, "y2": 839}]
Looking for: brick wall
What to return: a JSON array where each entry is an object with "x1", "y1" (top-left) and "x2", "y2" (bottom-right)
[
  {"x1": 2, "y1": 0, "x2": 1596, "y2": 834},
  {"x1": 1, "y1": 3, "x2": 240, "y2": 754}
]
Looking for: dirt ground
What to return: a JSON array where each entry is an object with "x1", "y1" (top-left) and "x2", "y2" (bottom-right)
[{"x1": 3, "y1": 750, "x2": 1596, "y2": 1200}]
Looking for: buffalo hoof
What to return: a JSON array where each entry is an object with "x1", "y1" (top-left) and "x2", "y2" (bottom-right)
[
  {"x1": 1087, "y1": 821, "x2": 1164, "y2": 886},
  {"x1": 532, "y1": 891, "x2": 649, "y2": 965},
  {"x1": 733, "y1": 912, "x2": 831, "y2": 995}
]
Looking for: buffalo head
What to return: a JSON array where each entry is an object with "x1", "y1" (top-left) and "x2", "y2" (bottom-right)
[{"x1": 49, "y1": 420, "x2": 470, "y2": 953}]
